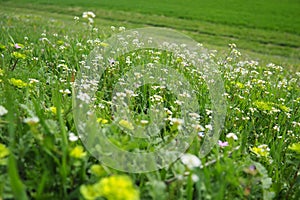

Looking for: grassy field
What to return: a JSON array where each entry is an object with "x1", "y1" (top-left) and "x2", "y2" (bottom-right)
[
  {"x1": 1, "y1": 0, "x2": 300, "y2": 69},
  {"x1": 0, "y1": 1, "x2": 300, "y2": 200},
  {"x1": 5, "y1": 0, "x2": 300, "y2": 33}
]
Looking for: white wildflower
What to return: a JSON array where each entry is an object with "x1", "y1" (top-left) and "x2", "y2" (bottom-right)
[
  {"x1": 119, "y1": 26, "x2": 126, "y2": 31},
  {"x1": 29, "y1": 78, "x2": 39, "y2": 84},
  {"x1": 226, "y1": 133, "x2": 238, "y2": 140},
  {"x1": 198, "y1": 132, "x2": 205, "y2": 137},
  {"x1": 88, "y1": 18, "x2": 94, "y2": 24},
  {"x1": 170, "y1": 118, "x2": 184, "y2": 126},
  {"x1": 192, "y1": 174, "x2": 199, "y2": 182},
  {"x1": 82, "y1": 11, "x2": 96, "y2": 19},
  {"x1": 77, "y1": 92, "x2": 91, "y2": 103},
  {"x1": 69, "y1": 132, "x2": 79, "y2": 142},
  {"x1": 24, "y1": 116, "x2": 39, "y2": 125},
  {"x1": 140, "y1": 120, "x2": 149, "y2": 125},
  {"x1": 205, "y1": 124, "x2": 213, "y2": 130},
  {"x1": 181, "y1": 153, "x2": 201, "y2": 169},
  {"x1": 0, "y1": 105, "x2": 8, "y2": 116},
  {"x1": 273, "y1": 125, "x2": 280, "y2": 132},
  {"x1": 59, "y1": 89, "x2": 71, "y2": 95}
]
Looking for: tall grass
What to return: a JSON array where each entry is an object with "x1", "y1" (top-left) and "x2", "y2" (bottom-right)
[{"x1": 0, "y1": 8, "x2": 299, "y2": 200}]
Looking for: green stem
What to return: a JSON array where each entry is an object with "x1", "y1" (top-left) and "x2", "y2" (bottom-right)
[
  {"x1": 11, "y1": 59, "x2": 18, "y2": 71},
  {"x1": 5, "y1": 79, "x2": 28, "y2": 200},
  {"x1": 285, "y1": 162, "x2": 300, "y2": 200},
  {"x1": 187, "y1": 172, "x2": 193, "y2": 200}
]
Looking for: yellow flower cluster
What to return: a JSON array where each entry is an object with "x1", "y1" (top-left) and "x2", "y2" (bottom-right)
[
  {"x1": 253, "y1": 101, "x2": 290, "y2": 113},
  {"x1": 70, "y1": 146, "x2": 87, "y2": 159},
  {"x1": 90, "y1": 164, "x2": 107, "y2": 177},
  {"x1": 47, "y1": 106, "x2": 64, "y2": 115},
  {"x1": 0, "y1": 43, "x2": 6, "y2": 51},
  {"x1": 119, "y1": 119, "x2": 134, "y2": 130},
  {"x1": 49, "y1": 106, "x2": 57, "y2": 115},
  {"x1": 11, "y1": 51, "x2": 26, "y2": 59},
  {"x1": 97, "y1": 117, "x2": 108, "y2": 124},
  {"x1": 231, "y1": 81, "x2": 245, "y2": 89},
  {"x1": 100, "y1": 42, "x2": 109, "y2": 47},
  {"x1": 80, "y1": 175, "x2": 140, "y2": 200},
  {"x1": 9, "y1": 78, "x2": 27, "y2": 88},
  {"x1": 253, "y1": 101, "x2": 273, "y2": 112},
  {"x1": 250, "y1": 144, "x2": 270, "y2": 157}
]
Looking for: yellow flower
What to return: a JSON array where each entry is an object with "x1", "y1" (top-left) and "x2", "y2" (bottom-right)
[
  {"x1": 11, "y1": 52, "x2": 26, "y2": 59},
  {"x1": 90, "y1": 164, "x2": 107, "y2": 177},
  {"x1": 0, "y1": 68, "x2": 4, "y2": 76},
  {"x1": 176, "y1": 57, "x2": 183, "y2": 63},
  {"x1": 253, "y1": 101, "x2": 290, "y2": 113},
  {"x1": 231, "y1": 81, "x2": 244, "y2": 89},
  {"x1": 97, "y1": 117, "x2": 108, "y2": 124},
  {"x1": 96, "y1": 175, "x2": 139, "y2": 200},
  {"x1": 57, "y1": 40, "x2": 64, "y2": 45},
  {"x1": 119, "y1": 119, "x2": 134, "y2": 130},
  {"x1": 47, "y1": 106, "x2": 64, "y2": 115},
  {"x1": 236, "y1": 82, "x2": 245, "y2": 89},
  {"x1": 70, "y1": 146, "x2": 87, "y2": 159},
  {"x1": 0, "y1": 143, "x2": 9, "y2": 158},
  {"x1": 100, "y1": 42, "x2": 109, "y2": 47},
  {"x1": 80, "y1": 184, "x2": 99, "y2": 200},
  {"x1": 278, "y1": 105, "x2": 290, "y2": 112},
  {"x1": 49, "y1": 106, "x2": 57, "y2": 115},
  {"x1": 9, "y1": 78, "x2": 28, "y2": 88},
  {"x1": 288, "y1": 143, "x2": 300, "y2": 154},
  {"x1": 253, "y1": 101, "x2": 273, "y2": 112},
  {"x1": 0, "y1": 43, "x2": 6, "y2": 51},
  {"x1": 250, "y1": 144, "x2": 270, "y2": 157},
  {"x1": 80, "y1": 175, "x2": 139, "y2": 200}
]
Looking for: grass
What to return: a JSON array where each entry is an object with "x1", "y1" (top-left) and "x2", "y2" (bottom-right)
[
  {"x1": 0, "y1": 1, "x2": 300, "y2": 200},
  {"x1": 0, "y1": 0, "x2": 300, "y2": 69},
  {"x1": 6, "y1": 0, "x2": 300, "y2": 33}
]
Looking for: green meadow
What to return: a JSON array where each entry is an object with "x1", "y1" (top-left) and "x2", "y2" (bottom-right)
[
  {"x1": 0, "y1": 0, "x2": 299, "y2": 199},
  {"x1": 1, "y1": 0, "x2": 300, "y2": 68}
]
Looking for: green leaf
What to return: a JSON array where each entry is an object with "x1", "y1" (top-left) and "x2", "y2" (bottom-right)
[
  {"x1": 8, "y1": 155, "x2": 28, "y2": 200},
  {"x1": 0, "y1": 43, "x2": 6, "y2": 52},
  {"x1": 251, "y1": 160, "x2": 275, "y2": 200},
  {"x1": 288, "y1": 143, "x2": 300, "y2": 154}
]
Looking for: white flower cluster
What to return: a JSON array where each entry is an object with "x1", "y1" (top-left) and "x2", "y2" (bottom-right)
[
  {"x1": 181, "y1": 153, "x2": 202, "y2": 169},
  {"x1": 82, "y1": 11, "x2": 96, "y2": 24},
  {"x1": 24, "y1": 116, "x2": 39, "y2": 125},
  {"x1": 82, "y1": 11, "x2": 96, "y2": 18}
]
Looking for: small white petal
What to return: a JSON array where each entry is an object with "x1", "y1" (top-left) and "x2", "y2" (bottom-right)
[
  {"x1": 181, "y1": 153, "x2": 201, "y2": 169},
  {"x1": 0, "y1": 105, "x2": 8, "y2": 116},
  {"x1": 226, "y1": 133, "x2": 238, "y2": 140},
  {"x1": 191, "y1": 174, "x2": 199, "y2": 182}
]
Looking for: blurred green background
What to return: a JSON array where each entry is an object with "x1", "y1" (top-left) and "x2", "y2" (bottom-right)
[{"x1": 1, "y1": 0, "x2": 299, "y2": 68}]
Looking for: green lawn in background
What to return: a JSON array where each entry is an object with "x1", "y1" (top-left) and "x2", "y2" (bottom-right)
[{"x1": 0, "y1": 0, "x2": 299, "y2": 69}]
